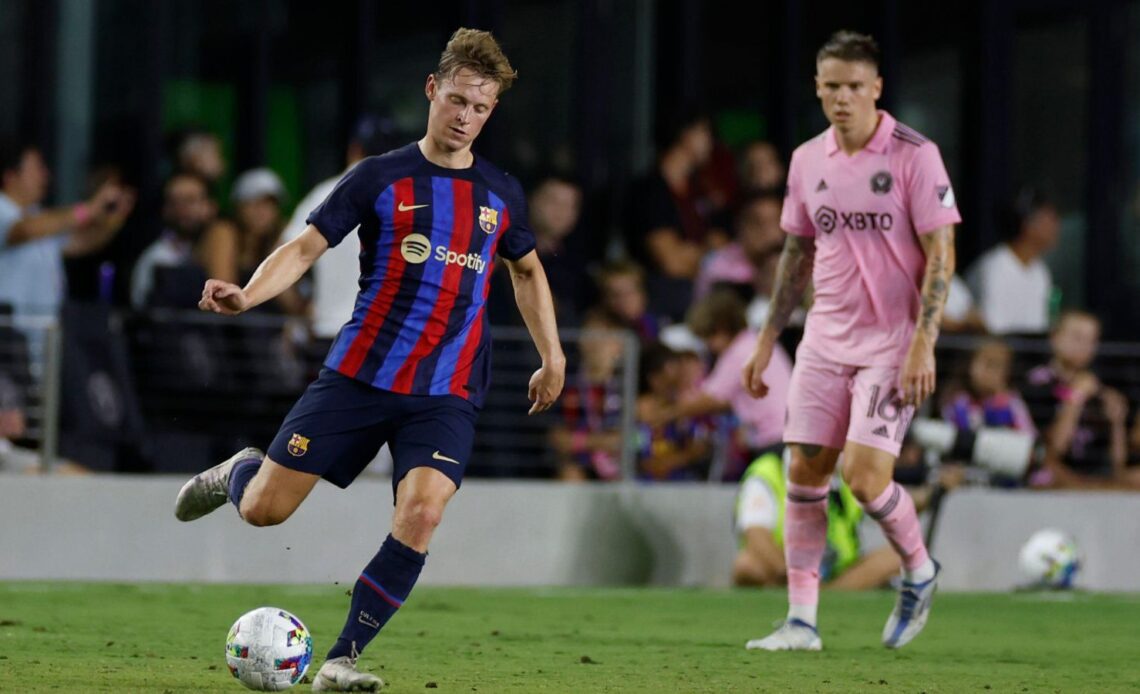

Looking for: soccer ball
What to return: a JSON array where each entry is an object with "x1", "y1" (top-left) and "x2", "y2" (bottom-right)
[
  {"x1": 1018, "y1": 528, "x2": 1080, "y2": 589},
  {"x1": 225, "y1": 607, "x2": 313, "y2": 691}
]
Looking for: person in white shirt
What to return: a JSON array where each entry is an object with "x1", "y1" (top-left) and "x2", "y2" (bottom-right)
[
  {"x1": 280, "y1": 114, "x2": 401, "y2": 340},
  {"x1": 966, "y1": 188, "x2": 1059, "y2": 334}
]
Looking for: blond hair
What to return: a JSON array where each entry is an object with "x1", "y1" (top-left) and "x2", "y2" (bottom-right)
[{"x1": 436, "y1": 28, "x2": 517, "y2": 94}]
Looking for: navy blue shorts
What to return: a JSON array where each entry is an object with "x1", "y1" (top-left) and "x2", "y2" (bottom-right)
[{"x1": 267, "y1": 368, "x2": 479, "y2": 494}]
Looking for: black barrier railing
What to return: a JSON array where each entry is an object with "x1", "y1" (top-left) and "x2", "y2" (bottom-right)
[{"x1": 15, "y1": 305, "x2": 1140, "y2": 479}]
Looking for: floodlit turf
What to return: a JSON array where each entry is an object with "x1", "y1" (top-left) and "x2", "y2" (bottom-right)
[{"x1": 0, "y1": 583, "x2": 1136, "y2": 693}]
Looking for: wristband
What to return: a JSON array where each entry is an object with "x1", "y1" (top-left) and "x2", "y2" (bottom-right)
[{"x1": 73, "y1": 203, "x2": 92, "y2": 227}]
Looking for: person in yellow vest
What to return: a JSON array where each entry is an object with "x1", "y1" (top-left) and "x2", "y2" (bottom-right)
[{"x1": 733, "y1": 449, "x2": 902, "y2": 589}]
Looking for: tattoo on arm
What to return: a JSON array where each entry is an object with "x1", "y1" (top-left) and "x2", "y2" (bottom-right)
[
  {"x1": 917, "y1": 227, "x2": 955, "y2": 341},
  {"x1": 763, "y1": 235, "x2": 815, "y2": 337}
]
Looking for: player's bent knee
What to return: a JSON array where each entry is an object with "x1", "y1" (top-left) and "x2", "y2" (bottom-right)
[{"x1": 240, "y1": 496, "x2": 294, "y2": 527}]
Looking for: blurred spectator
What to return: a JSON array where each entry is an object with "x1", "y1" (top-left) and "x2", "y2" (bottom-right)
[
  {"x1": 595, "y1": 260, "x2": 660, "y2": 342},
  {"x1": 281, "y1": 114, "x2": 401, "y2": 340},
  {"x1": 172, "y1": 129, "x2": 227, "y2": 189},
  {"x1": 199, "y1": 168, "x2": 303, "y2": 315},
  {"x1": 940, "y1": 275, "x2": 986, "y2": 334},
  {"x1": 694, "y1": 189, "x2": 784, "y2": 301},
  {"x1": 130, "y1": 172, "x2": 216, "y2": 309},
  {"x1": 550, "y1": 308, "x2": 627, "y2": 481},
  {"x1": 658, "y1": 290, "x2": 792, "y2": 467},
  {"x1": 628, "y1": 110, "x2": 726, "y2": 320},
  {"x1": 738, "y1": 141, "x2": 786, "y2": 192},
  {"x1": 907, "y1": 339, "x2": 1038, "y2": 483},
  {"x1": 1022, "y1": 311, "x2": 1138, "y2": 489},
  {"x1": 491, "y1": 174, "x2": 591, "y2": 327},
  {"x1": 943, "y1": 340, "x2": 1036, "y2": 435},
  {"x1": 635, "y1": 342, "x2": 712, "y2": 481},
  {"x1": 966, "y1": 187, "x2": 1059, "y2": 334},
  {"x1": 0, "y1": 310, "x2": 85, "y2": 474},
  {"x1": 0, "y1": 140, "x2": 134, "y2": 319}
]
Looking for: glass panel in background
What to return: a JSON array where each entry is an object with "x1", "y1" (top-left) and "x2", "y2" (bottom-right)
[
  {"x1": 1011, "y1": 16, "x2": 1088, "y2": 311},
  {"x1": 0, "y1": 2, "x2": 25, "y2": 141},
  {"x1": 1122, "y1": 2, "x2": 1140, "y2": 314}
]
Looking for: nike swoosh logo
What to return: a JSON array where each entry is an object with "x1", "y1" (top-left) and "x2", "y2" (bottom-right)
[
  {"x1": 432, "y1": 450, "x2": 462, "y2": 465},
  {"x1": 398, "y1": 201, "x2": 429, "y2": 212}
]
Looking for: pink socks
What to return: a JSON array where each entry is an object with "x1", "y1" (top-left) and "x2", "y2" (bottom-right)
[
  {"x1": 865, "y1": 481, "x2": 934, "y2": 582},
  {"x1": 784, "y1": 482, "x2": 829, "y2": 625}
]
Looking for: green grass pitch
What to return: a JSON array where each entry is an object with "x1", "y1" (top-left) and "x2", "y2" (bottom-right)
[{"x1": 0, "y1": 582, "x2": 1136, "y2": 692}]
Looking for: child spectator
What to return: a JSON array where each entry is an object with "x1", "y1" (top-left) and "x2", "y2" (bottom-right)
[
  {"x1": 1022, "y1": 311, "x2": 1137, "y2": 488},
  {"x1": 635, "y1": 342, "x2": 712, "y2": 481},
  {"x1": 943, "y1": 340, "x2": 1036, "y2": 435},
  {"x1": 550, "y1": 308, "x2": 627, "y2": 481},
  {"x1": 595, "y1": 260, "x2": 660, "y2": 343}
]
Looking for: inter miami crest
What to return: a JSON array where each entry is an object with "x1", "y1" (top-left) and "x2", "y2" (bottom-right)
[
  {"x1": 287, "y1": 433, "x2": 310, "y2": 457},
  {"x1": 870, "y1": 171, "x2": 892, "y2": 195},
  {"x1": 478, "y1": 206, "x2": 499, "y2": 234}
]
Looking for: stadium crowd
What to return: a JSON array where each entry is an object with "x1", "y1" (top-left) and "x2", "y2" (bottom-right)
[{"x1": 2, "y1": 115, "x2": 1139, "y2": 494}]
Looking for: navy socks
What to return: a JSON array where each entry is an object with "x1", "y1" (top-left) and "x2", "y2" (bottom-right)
[
  {"x1": 228, "y1": 458, "x2": 260, "y2": 511},
  {"x1": 327, "y1": 534, "x2": 427, "y2": 660}
]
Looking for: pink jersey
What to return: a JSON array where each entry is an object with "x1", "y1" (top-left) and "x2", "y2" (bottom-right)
[{"x1": 781, "y1": 110, "x2": 961, "y2": 366}]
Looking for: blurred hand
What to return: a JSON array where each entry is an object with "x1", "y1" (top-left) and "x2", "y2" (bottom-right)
[
  {"x1": 900, "y1": 337, "x2": 936, "y2": 406},
  {"x1": 198, "y1": 279, "x2": 249, "y2": 315},
  {"x1": 1101, "y1": 388, "x2": 1128, "y2": 425},
  {"x1": 937, "y1": 463, "x2": 967, "y2": 491},
  {"x1": 1070, "y1": 371, "x2": 1101, "y2": 402},
  {"x1": 742, "y1": 340, "x2": 773, "y2": 399},
  {"x1": 528, "y1": 361, "x2": 565, "y2": 415}
]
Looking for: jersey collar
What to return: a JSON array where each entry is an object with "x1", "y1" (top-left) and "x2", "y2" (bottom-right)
[{"x1": 825, "y1": 110, "x2": 895, "y2": 157}]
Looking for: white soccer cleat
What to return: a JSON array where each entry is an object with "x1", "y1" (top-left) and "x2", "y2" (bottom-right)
[
  {"x1": 173, "y1": 447, "x2": 262, "y2": 522},
  {"x1": 882, "y1": 560, "x2": 941, "y2": 649},
  {"x1": 311, "y1": 656, "x2": 384, "y2": 691},
  {"x1": 745, "y1": 619, "x2": 822, "y2": 651}
]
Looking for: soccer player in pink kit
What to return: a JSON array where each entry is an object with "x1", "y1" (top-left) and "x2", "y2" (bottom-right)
[{"x1": 742, "y1": 30, "x2": 959, "y2": 651}]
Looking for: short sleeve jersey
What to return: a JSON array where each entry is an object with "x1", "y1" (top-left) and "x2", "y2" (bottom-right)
[
  {"x1": 307, "y1": 143, "x2": 536, "y2": 407},
  {"x1": 781, "y1": 111, "x2": 961, "y2": 366}
]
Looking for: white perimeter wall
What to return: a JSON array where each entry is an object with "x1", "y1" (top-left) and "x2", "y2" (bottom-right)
[{"x1": 1, "y1": 476, "x2": 1138, "y2": 591}]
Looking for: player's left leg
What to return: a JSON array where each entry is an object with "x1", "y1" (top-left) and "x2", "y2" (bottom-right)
[
  {"x1": 845, "y1": 366, "x2": 938, "y2": 648},
  {"x1": 315, "y1": 397, "x2": 476, "y2": 691}
]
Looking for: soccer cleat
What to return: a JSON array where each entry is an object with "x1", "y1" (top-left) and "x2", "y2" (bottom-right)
[
  {"x1": 311, "y1": 656, "x2": 384, "y2": 691},
  {"x1": 173, "y1": 447, "x2": 262, "y2": 522},
  {"x1": 745, "y1": 618, "x2": 822, "y2": 651},
  {"x1": 882, "y1": 560, "x2": 941, "y2": 649}
]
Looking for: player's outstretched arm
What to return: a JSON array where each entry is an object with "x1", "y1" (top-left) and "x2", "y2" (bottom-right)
[
  {"x1": 199, "y1": 225, "x2": 328, "y2": 315},
  {"x1": 503, "y1": 250, "x2": 566, "y2": 415},
  {"x1": 900, "y1": 225, "x2": 955, "y2": 405},
  {"x1": 743, "y1": 234, "x2": 815, "y2": 398}
]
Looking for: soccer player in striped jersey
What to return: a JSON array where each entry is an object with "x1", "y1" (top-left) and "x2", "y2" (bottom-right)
[
  {"x1": 742, "y1": 30, "x2": 960, "y2": 651},
  {"x1": 174, "y1": 29, "x2": 565, "y2": 691}
]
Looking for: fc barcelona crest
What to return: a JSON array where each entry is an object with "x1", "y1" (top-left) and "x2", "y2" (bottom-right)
[
  {"x1": 478, "y1": 206, "x2": 499, "y2": 234},
  {"x1": 287, "y1": 433, "x2": 310, "y2": 457}
]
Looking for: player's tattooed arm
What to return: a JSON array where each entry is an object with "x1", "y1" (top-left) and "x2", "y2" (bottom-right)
[
  {"x1": 743, "y1": 234, "x2": 814, "y2": 398},
  {"x1": 915, "y1": 226, "x2": 956, "y2": 342},
  {"x1": 762, "y1": 234, "x2": 816, "y2": 340}
]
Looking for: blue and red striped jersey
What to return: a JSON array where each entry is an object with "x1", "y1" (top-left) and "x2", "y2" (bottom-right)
[{"x1": 306, "y1": 143, "x2": 536, "y2": 407}]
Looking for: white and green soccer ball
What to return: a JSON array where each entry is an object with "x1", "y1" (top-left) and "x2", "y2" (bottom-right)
[
  {"x1": 225, "y1": 607, "x2": 313, "y2": 691},
  {"x1": 1018, "y1": 528, "x2": 1080, "y2": 589}
]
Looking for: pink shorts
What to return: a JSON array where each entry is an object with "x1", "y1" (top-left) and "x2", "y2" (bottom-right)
[{"x1": 783, "y1": 343, "x2": 915, "y2": 457}]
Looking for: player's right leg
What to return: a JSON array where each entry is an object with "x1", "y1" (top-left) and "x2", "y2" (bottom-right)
[
  {"x1": 747, "y1": 346, "x2": 851, "y2": 652},
  {"x1": 745, "y1": 443, "x2": 840, "y2": 652},
  {"x1": 174, "y1": 448, "x2": 318, "y2": 524}
]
